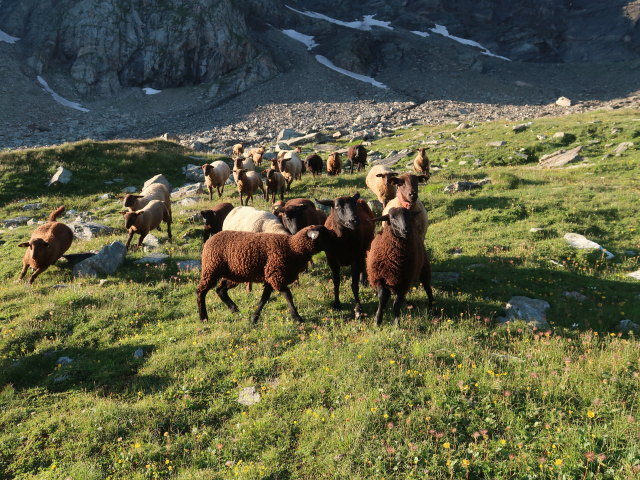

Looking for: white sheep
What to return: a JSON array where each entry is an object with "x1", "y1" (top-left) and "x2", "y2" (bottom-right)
[
  {"x1": 202, "y1": 161, "x2": 231, "y2": 200},
  {"x1": 276, "y1": 152, "x2": 303, "y2": 191},
  {"x1": 222, "y1": 206, "x2": 289, "y2": 235},
  {"x1": 365, "y1": 165, "x2": 399, "y2": 207}
]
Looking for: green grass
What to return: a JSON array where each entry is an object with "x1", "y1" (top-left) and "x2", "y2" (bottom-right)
[{"x1": 1, "y1": 110, "x2": 639, "y2": 479}]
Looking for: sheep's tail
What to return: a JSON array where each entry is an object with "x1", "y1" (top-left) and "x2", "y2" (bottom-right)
[{"x1": 48, "y1": 206, "x2": 65, "y2": 222}]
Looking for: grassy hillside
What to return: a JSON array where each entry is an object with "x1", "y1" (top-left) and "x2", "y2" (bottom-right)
[{"x1": 0, "y1": 109, "x2": 639, "y2": 479}]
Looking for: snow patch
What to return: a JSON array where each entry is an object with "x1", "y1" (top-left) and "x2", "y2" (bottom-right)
[
  {"x1": 411, "y1": 31, "x2": 430, "y2": 38},
  {"x1": 430, "y1": 24, "x2": 510, "y2": 61},
  {"x1": 286, "y1": 5, "x2": 392, "y2": 31},
  {"x1": 281, "y1": 29, "x2": 318, "y2": 50},
  {"x1": 315, "y1": 55, "x2": 387, "y2": 89},
  {"x1": 37, "y1": 76, "x2": 89, "y2": 113},
  {"x1": 0, "y1": 29, "x2": 19, "y2": 44},
  {"x1": 143, "y1": 87, "x2": 162, "y2": 95}
]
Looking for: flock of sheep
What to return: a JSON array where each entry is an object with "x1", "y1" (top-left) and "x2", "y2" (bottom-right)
[{"x1": 17, "y1": 143, "x2": 435, "y2": 326}]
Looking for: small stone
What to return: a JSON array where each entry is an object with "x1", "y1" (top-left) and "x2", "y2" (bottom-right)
[
  {"x1": 133, "y1": 348, "x2": 144, "y2": 359},
  {"x1": 512, "y1": 123, "x2": 529, "y2": 133},
  {"x1": 57, "y1": 356, "x2": 73, "y2": 365},
  {"x1": 555, "y1": 96, "x2": 572, "y2": 107},
  {"x1": 179, "y1": 197, "x2": 200, "y2": 206},
  {"x1": 616, "y1": 319, "x2": 640, "y2": 334},
  {"x1": 176, "y1": 260, "x2": 201, "y2": 272},
  {"x1": 98, "y1": 193, "x2": 112, "y2": 200},
  {"x1": 529, "y1": 227, "x2": 544, "y2": 233},
  {"x1": 614, "y1": 142, "x2": 634, "y2": 156},
  {"x1": 134, "y1": 253, "x2": 169, "y2": 264},
  {"x1": 121, "y1": 186, "x2": 137, "y2": 193},
  {"x1": 536, "y1": 134, "x2": 547, "y2": 141},
  {"x1": 142, "y1": 234, "x2": 160, "y2": 248},
  {"x1": 486, "y1": 141, "x2": 506, "y2": 147},
  {"x1": 48, "y1": 166, "x2": 72, "y2": 186},
  {"x1": 22, "y1": 203, "x2": 42, "y2": 211},
  {"x1": 113, "y1": 178, "x2": 124, "y2": 183},
  {"x1": 98, "y1": 279, "x2": 111, "y2": 287},
  {"x1": 456, "y1": 123, "x2": 470, "y2": 130},
  {"x1": 564, "y1": 233, "x2": 614, "y2": 259},
  {"x1": 26, "y1": 218, "x2": 38, "y2": 226},
  {"x1": 504, "y1": 296, "x2": 550, "y2": 330},
  {"x1": 458, "y1": 160, "x2": 467, "y2": 165},
  {"x1": 444, "y1": 178, "x2": 491, "y2": 194},
  {"x1": 431, "y1": 272, "x2": 461, "y2": 284},
  {"x1": 238, "y1": 386, "x2": 261, "y2": 406},
  {"x1": 563, "y1": 291, "x2": 587, "y2": 302}
]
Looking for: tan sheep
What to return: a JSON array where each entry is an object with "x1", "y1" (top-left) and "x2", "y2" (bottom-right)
[
  {"x1": 233, "y1": 168, "x2": 265, "y2": 206},
  {"x1": 122, "y1": 183, "x2": 171, "y2": 217},
  {"x1": 276, "y1": 152, "x2": 303, "y2": 191},
  {"x1": 263, "y1": 167, "x2": 286, "y2": 203},
  {"x1": 327, "y1": 152, "x2": 342, "y2": 176},
  {"x1": 382, "y1": 173, "x2": 429, "y2": 241},
  {"x1": 232, "y1": 143, "x2": 244, "y2": 158},
  {"x1": 365, "y1": 165, "x2": 399, "y2": 207},
  {"x1": 202, "y1": 161, "x2": 231, "y2": 200},
  {"x1": 413, "y1": 148, "x2": 431, "y2": 176},
  {"x1": 233, "y1": 155, "x2": 255, "y2": 172},
  {"x1": 248, "y1": 146, "x2": 266, "y2": 166},
  {"x1": 122, "y1": 199, "x2": 172, "y2": 250}
]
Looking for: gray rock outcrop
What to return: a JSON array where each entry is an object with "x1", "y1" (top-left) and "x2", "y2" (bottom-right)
[
  {"x1": 539, "y1": 146, "x2": 583, "y2": 168},
  {"x1": 68, "y1": 221, "x2": 114, "y2": 241},
  {"x1": 73, "y1": 241, "x2": 126, "y2": 277},
  {"x1": 502, "y1": 296, "x2": 550, "y2": 330}
]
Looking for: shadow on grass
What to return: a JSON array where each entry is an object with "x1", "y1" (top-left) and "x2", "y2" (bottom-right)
[{"x1": 0, "y1": 344, "x2": 168, "y2": 395}]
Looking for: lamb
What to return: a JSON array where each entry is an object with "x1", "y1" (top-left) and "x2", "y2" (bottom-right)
[
  {"x1": 202, "y1": 161, "x2": 231, "y2": 200},
  {"x1": 233, "y1": 168, "x2": 265, "y2": 206},
  {"x1": 222, "y1": 206, "x2": 289, "y2": 235},
  {"x1": 365, "y1": 165, "x2": 399, "y2": 207},
  {"x1": 233, "y1": 155, "x2": 255, "y2": 172},
  {"x1": 122, "y1": 183, "x2": 171, "y2": 217},
  {"x1": 413, "y1": 148, "x2": 431, "y2": 176},
  {"x1": 382, "y1": 173, "x2": 430, "y2": 241},
  {"x1": 122, "y1": 199, "x2": 172, "y2": 250},
  {"x1": 347, "y1": 144, "x2": 367, "y2": 173},
  {"x1": 315, "y1": 192, "x2": 375, "y2": 318},
  {"x1": 248, "y1": 146, "x2": 266, "y2": 166},
  {"x1": 305, "y1": 153, "x2": 323, "y2": 177},
  {"x1": 197, "y1": 225, "x2": 333, "y2": 324},
  {"x1": 232, "y1": 143, "x2": 244, "y2": 158},
  {"x1": 17, "y1": 206, "x2": 73, "y2": 284},
  {"x1": 367, "y1": 207, "x2": 434, "y2": 326},
  {"x1": 276, "y1": 152, "x2": 303, "y2": 191},
  {"x1": 272, "y1": 198, "x2": 327, "y2": 235},
  {"x1": 326, "y1": 152, "x2": 342, "y2": 176},
  {"x1": 201, "y1": 202, "x2": 234, "y2": 241},
  {"x1": 262, "y1": 168, "x2": 286, "y2": 203}
]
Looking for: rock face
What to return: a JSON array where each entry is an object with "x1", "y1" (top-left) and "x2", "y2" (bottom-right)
[
  {"x1": 539, "y1": 146, "x2": 583, "y2": 168},
  {"x1": 73, "y1": 241, "x2": 126, "y2": 277},
  {"x1": 1, "y1": 0, "x2": 276, "y2": 96}
]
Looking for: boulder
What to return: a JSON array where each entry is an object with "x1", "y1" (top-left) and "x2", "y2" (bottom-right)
[
  {"x1": 277, "y1": 128, "x2": 302, "y2": 142},
  {"x1": 68, "y1": 221, "x2": 114, "y2": 241},
  {"x1": 555, "y1": 96, "x2": 572, "y2": 107},
  {"x1": 538, "y1": 146, "x2": 583, "y2": 168},
  {"x1": 171, "y1": 183, "x2": 204, "y2": 198},
  {"x1": 614, "y1": 142, "x2": 634, "y2": 156},
  {"x1": 143, "y1": 174, "x2": 171, "y2": 192},
  {"x1": 183, "y1": 164, "x2": 205, "y2": 182},
  {"x1": 503, "y1": 296, "x2": 550, "y2": 330},
  {"x1": 73, "y1": 241, "x2": 126, "y2": 277},
  {"x1": 564, "y1": 233, "x2": 614, "y2": 259},
  {"x1": 48, "y1": 166, "x2": 72, "y2": 186},
  {"x1": 444, "y1": 178, "x2": 491, "y2": 194}
]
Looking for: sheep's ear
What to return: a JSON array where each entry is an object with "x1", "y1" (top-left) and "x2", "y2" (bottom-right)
[
  {"x1": 315, "y1": 198, "x2": 334, "y2": 208},
  {"x1": 18, "y1": 242, "x2": 30, "y2": 247},
  {"x1": 306, "y1": 229, "x2": 320, "y2": 240},
  {"x1": 120, "y1": 210, "x2": 128, "y2": 215},
  {"x1": 375, "y1": 173, "x2": 385, "y2": 178},
  {"x1": 389, "y1": 177, "x2": 405, "y2": 186},
  {"x1": 131, "y1": 195, "x2": 143, "y2": 199},
  {"x1": 352, "y1": 192, "x2": 360, "y2": 201},
  {"x1": 135, "y1": 210, "x2": 144, "y2": 215},
  {"x1": 371, "y1": 215, "x2": 390, "y2": 223},
  {"x1": 417, "y1": 175, "x2": 429, "y2": 183},
  {"x1": 200, "y1": 210, "x2": 210, "y2": 218}
]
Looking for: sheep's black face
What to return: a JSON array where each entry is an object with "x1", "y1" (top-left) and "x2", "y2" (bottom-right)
[
  {"x1": 201, "y1": 211, "x2": 215, "y2": 231},
  {"x1": 333, "y1": 194, "x2": 360, "y2": 230},
  {"x1": 387, "y1": 207, "x2": 413, "y2": 239},
  {"x1": 282, "y1": 205, "x2": 309, "y2": 234}
]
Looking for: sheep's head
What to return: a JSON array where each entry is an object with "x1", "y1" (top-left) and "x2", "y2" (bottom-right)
[
  {"x1": 375, "y1": 171, "x2": 399, "y2": 188},
  {"x1": 202, "y1": 164, "x2": 214, "y2": 175},
  {"x1": 18, "y1": 238, "x2": 50, "y2": 260},
  {"x1": 233, "y1": 157, "x2": 245, "y2": 170},
  {"x1": 277, "y1": 156, "x2": 289, "y2": 172},
  {"x1": 281, "y1": 203, "x2": 311, "y2": 234},
  {"x1": 122, "y1": 194, "x2": 143, "y2": 209},
  {"x1": 390, "y1": 174, "x2": 428, "y2": 210},
  {"x1": 122, "y1": 210, "x2": 143, "y2": 229},
  {"x1": 272, "y1": 201, "x2": 285, "y2": 216},
  {"x1": 315, "y1": 192, "x2": 361, "y2": 230},
  {"x1": 200, "y1": 210, "x2": 218, "y2": 232},
  {"x1": 372, "y1": 207, "x2": 418, "y2": 239}
]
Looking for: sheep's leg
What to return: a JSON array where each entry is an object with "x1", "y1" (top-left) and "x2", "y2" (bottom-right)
[
  {"x1": 208, "y1": 186, "x2": 213, "y2": 201},
  {"x1": 280, "y1": 286, "x2": 303, "y2": 323},
  {"x1": 351, "y1": 263, "x2": 363, "y2": 319},
  {"x1": 18, "y1": 263, "x2": 28, "y2": 280},
  {"x1": 196, "y1": 277, "x2": 214, "y2": 322},
  {"x1": 328, "y1": 258, "x2": 342, "y2": 310},
  {"x1": 392, "y1": 293, "x2": 406, "y2": 327},
  {"x1": 28, "y1": 267, "x2": 47, "y2": 285},
  {"x1": 217, "y1": 185, "x2": 223, "y2": 198},
  {"x1": 216, "y1": 280, "x2": 239, "y2": 313},
  {"x1": 419, "y1": 254, "x2": 435, "y2": 310},
  {"x1": 250, "y1": 283, "x2": 273, "y2": 324},
  {"x1": 375, "y1": 284, "x2": 391, "y2": 327},
  {"x1": 279, "y1": 189, "x2": 284, "y2": 202},
  {"x1": 125, "y1": 231, "x2": 135, "y2": 250},
  {"x1": 137, "y1": 233, "x2": 147, "y2": 249}
]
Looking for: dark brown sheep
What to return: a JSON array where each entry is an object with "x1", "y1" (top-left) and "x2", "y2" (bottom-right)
[
  {"x1": 273, "y1": 198, "x2": 327, "y2": 235},
  {"x1": 263, "y1": 168, "x2": 286, "y2": 203},
  {"x1": 305, "y1": 153, "x2": 323, "y2": 177},
  {"x1": 197, "y1": 225, "x2": 334, "y2": 324},
  {"x1": 347, "y1": 145, "x2": 367, "y2": 173},
  {"x1": 201, "y1": 202, "x2": 234, "y2": 242},
  {"x1": 367, "y1": 207, "x2": 434, "y2": 326},
  {"x1": 122, "y1": 199, "x2": 172, "y2": 250},
  {"x1": 17, "y1": 206, "x2": 73, "y2": 284},
  {"x1": 327, "y1": 152, "x2": 342, "y2": 176},
  {"x1": 315, "y1": 192, "x2": 375, "y2": 318}
]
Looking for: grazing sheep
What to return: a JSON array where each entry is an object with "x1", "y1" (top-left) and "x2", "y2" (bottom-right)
[
  {"x1": 367, "y1": 207, "x2": 434, "y2": 326},
  {"x1": 382, "y1": 173, "x2": 430, "y2": 241},
  {"x1": 202, "y1": 161, "x2": 231, "y2": 200},
  {"x1": 233, "y1": 155, "x2": 255, "y2": 172},
  {"x1": 232, "y1": 143, "x2": 244, "y2": 158},
  {"x1": 273, "y1": 198, "x2": 327, "y2": 235},
  {"x1": 263, "y1": 168, "x2": 286, "y2": 203},
  {"x1": 365, "y1": 165, "x2": 399, "y2": 207},
  {"x1": 413, "y1": 148, "x2": 431, "y2": 176},
  {"x1": 347, "y1": 145, "x2": 368, "y2": 173},
  {"x1": 122, "y1": 183, "x2": 171, "y2": 217},
  {"x1": 305, "y1": 153, "x2": 323, "y2": 177},
  {"x1": 327, "y1": 152, "x2": 342, "y2": 176},
  {"x1": 277, "y1": 152, "x2": 303, "y2": 191},
  {"x1": 197, "y1": 225, "x2": 333, "y2": 324},
  {"x1": 222, "y1": 206, "x2": 289, "y2": 235},
  {"x1": 233, "y1": 168, "x2": 265, "y2": 206},
  {"x1": 248, "y1": 146, "x2": 266, "y2": 166},
  {"x1": 122, "y1": 199, "x2": 172, "y2": 250},
  {"x1": 201, "y1": 202, "x2": 234, "y2": 241},
  {"x1": 17, "y1": 206, "x2": 73, "y2": 284},
  {"x1": 315, "y1": 192, "x2": 375, "y2": 318}
]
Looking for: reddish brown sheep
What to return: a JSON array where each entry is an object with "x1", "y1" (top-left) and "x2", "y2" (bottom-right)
[
  {"x1": 327, "y1": 152, "x2": 342, "y2": 176},
  {"x1": 273, "y1": 198, "x2": 327, "y2": 235},
  {"x1": 201, "y1": 202, "x2": 234, "y2": 241},
  {"x1": 347, "y1": 145, "x2": 367, "y2": 173},
  {"x1": 197, "y1": 225, "x2": 334, "y2": 324},
  {"x1": 315, "y1": 192, "x2": 375, "y2": 318},
  {"x1": 17, "y1": 206, "x2": 73, "y2": 284},
  {"x1": 122, "y1": 200, "x2": 172, "y2": 250},
  {"x1": 367, "y1": 207, "x2": 434, "y2": 326}
]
